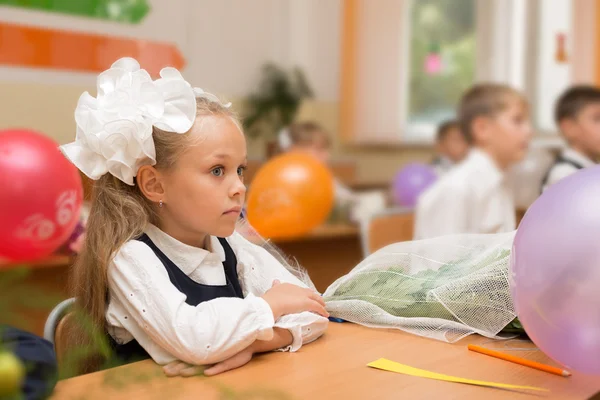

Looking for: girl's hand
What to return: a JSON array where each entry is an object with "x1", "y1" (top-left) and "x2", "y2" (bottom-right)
[
  {"x1": 163, "y1": 360, "x2": 203, "y2": 377},
  {"x1": 261, "y1": 280, "x2": 328, "y2": 320},
  {"x1": 203, "y1": 347, "x2": 254, "y2": 376},
  {"x1": 162, "y1": 347, "x2": 255, "y2": 377}
]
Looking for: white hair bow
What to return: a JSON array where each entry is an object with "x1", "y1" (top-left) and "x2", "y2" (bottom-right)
[{"x1": 60, "y1": 57, "x2": 228, "y2": 185}]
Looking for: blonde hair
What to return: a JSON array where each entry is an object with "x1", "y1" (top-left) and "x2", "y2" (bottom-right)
[
  {"x1": 71, "y1": 98, "x2": 240, "y2": 335},
  {"x1": 458, "y1": 83, "x2": 527, "y2": 143},
  {"x1": 286, "y1": 121, "x2": 331, "y2": 149}
]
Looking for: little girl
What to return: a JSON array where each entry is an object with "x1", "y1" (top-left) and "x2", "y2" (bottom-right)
[{"x1": 60, "y1": 58, "x2": 329, "y2": 376}]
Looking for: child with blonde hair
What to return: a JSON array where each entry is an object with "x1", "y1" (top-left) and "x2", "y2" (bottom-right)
[
  {"x1": 278, "y1": 122, "x2": 356, "y2": 209},
  {"x1": 415, "y1": 83, "x2": 532, "y2": 239},
  {"x1": 61, "y1": 58, "x2": 328, "y2": 376}
]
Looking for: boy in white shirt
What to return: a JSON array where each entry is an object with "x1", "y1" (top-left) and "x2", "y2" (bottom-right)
[
  {"x1": 541, "y1": 85, "x2": 600, "y2": 192},
  {"x1": 415, "y1": 84, "x2": 532, "y2": 240},
  {"x1": 431, "y1": 119, "x2": 470, "y2": 175}
]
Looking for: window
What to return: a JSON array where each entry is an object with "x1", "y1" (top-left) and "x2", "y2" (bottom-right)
[
  {"x1": 531, "y1": 0, "x2": 572, "y2": 133},
  {"x1": 340, "y1": 0, "x2": 588, "y2": 145},
  {"x1": 405, "y1": 0, "x2": 476, "y2": 139},
  {"x1": 401, "y1": 0, "x2": 577, "y2": 142}
]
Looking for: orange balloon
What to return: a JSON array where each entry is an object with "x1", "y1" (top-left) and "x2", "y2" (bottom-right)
[{"x1": 247, "y1": 152, "x2": 334, "y2": 239}]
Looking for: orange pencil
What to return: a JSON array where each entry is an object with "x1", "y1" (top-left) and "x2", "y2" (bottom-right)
[{"x1": 468, "y1": 344, "x2": 571, "y2": 377}]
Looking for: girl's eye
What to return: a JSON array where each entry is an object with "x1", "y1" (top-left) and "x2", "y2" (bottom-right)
[
  {"x1": 237, "y1": 167, "x2": 246, "y2": 177},
  {"x1": 211, "y1": 167, "x2": 224, "y2": 177}
]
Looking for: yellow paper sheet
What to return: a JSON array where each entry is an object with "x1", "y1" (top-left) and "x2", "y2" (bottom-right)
[{"x1": 367, "y1": 358, "x2": 548, "y2": 392}]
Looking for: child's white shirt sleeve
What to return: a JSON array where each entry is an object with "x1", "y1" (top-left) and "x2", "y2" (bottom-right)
[
  {"x1": 542, "y1": 148, "x2": 596, "y2": 192},
  {"x1": 227, "y1": 232, "x2": 329, "y2": 352},
  {"x1": 106, "y1": 241, "x2": 276, "y2": 366},
  {"x1": 106, "y1": 231, "x2": 327, "y2": 366},
  {"x1": 414, "y1": 179, "x2": 470, "y2": 240},
  {"x1": 414, "y1": 149, "x2": 515, "y2": 240}
]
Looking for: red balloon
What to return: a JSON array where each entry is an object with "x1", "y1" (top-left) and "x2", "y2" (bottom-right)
[{"x1": 0, "y1": 129, "x2": 83, "y2": 262}]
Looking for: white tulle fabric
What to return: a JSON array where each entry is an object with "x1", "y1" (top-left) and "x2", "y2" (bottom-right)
[{"x1": 60, "y1": 57, "x2": 229, "y2": 185}]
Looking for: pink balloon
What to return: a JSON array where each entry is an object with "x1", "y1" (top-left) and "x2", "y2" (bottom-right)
[
  {"x1": 511, "y1": 166, "x2": 600, "y2": 375},
  {"x1": 0, "y1": 129, "x2": 83, "y2": 262}
]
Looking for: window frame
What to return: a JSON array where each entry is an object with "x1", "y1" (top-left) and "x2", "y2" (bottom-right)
[{"x1": 398, "y1": 0, "x2": 578, "y2": 147}]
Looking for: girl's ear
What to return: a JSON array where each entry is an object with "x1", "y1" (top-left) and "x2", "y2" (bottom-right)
[{"x1": 137, "y1": 165, "x2": 165, "y2": 204}]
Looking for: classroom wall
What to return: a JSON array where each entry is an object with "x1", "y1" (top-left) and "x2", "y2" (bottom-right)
[
  {"x1": 0, "y1": 0, "x2": 431, "y2": 183},
  {"x1": 0, "y1": 0, "x2": 282, "y2": 143}
]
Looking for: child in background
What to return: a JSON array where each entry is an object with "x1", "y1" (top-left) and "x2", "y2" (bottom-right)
[
  {"x1": 415, "y1": 83, "x2": 532, "y2": 240},
  {"x1": 541, "y1": 85, "x2": 600, "y2": 192},
  {"x1": 431, "y1": 119, "x2": 470, "y2": 175},
  {"x1": 277, "y1": 122, "x2": 388, "y2": 224},
  {"x1": 278, "y1": 122, "x2": 357, "y2": 211},
  {"x1": 60, "y1": 58, "x2": 328, "y2": 377},
  {"x1": 278, "y1": 122, "x2": 332, "y2": 164}
]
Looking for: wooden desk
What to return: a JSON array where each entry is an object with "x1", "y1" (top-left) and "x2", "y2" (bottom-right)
[
  {"x1": 271, "y1": 224, "x2": 362, "y2": 293},
  {"x1": 348, "y1": 179, "x2": 390, "y2": 192},
  {"x1": 274, "y1": 224, "x2": 360, "y2": 243},
  {"x1": 51, "y1": 322, "x2": 599, "y2": 400}
]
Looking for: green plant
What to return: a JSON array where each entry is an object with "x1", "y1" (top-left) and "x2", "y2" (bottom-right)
[
  {"x1": 243, "y1": 63, "x2": 314, "y2": 140},
  {"x1": 325, "y1": 249, "x2": 526, "y2": 336}
]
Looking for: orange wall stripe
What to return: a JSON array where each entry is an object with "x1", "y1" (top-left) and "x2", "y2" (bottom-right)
[
  {"x1": 0, "y1": 22, "x2": 185, "y2": 76},
  {"x1": 339, "y1": 0, "x2": 357, "y2": 143}
]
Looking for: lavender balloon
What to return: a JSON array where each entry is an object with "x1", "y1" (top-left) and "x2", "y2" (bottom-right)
[
  {"x1": 511, "y1": 166, "x2": 600, "y2": 375},
  {"x1": 392, "y1": 163, "x2": 437, "y2": 207}
]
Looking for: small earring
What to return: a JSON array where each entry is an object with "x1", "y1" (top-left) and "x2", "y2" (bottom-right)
[{"x1": 159, "y1": 200, "x2": 163, "y2": 208}]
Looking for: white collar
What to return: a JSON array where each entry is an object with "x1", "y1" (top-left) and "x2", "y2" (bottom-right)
[
  {"x1": 144, "y1": 224, "x2": 226, "y2": 276},
  {"x1": 561, "y1": 148, "x2": 596, "y2": 168},
  {"x1": 466, "y1": 148, "x2": 505, "y2": 184}
]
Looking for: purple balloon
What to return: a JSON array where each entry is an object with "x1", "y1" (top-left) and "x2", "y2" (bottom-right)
[
  {"x1": 511, "y1": 166, "x2": 600, "y2": 375},
  {"x1": 392, "y1": 163, "x2": 437, "y2": 207}
]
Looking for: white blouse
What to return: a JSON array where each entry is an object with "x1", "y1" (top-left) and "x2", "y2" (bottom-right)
[
  {"x1": 106, "y1": 224, "x2": 328, "y2": 365},
  {"x1": 542, "y1": 148, "x2": 595, "y2": 192},
  {"x1": 415, "y1": 149, "x2": 516, "y2": 240}
]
